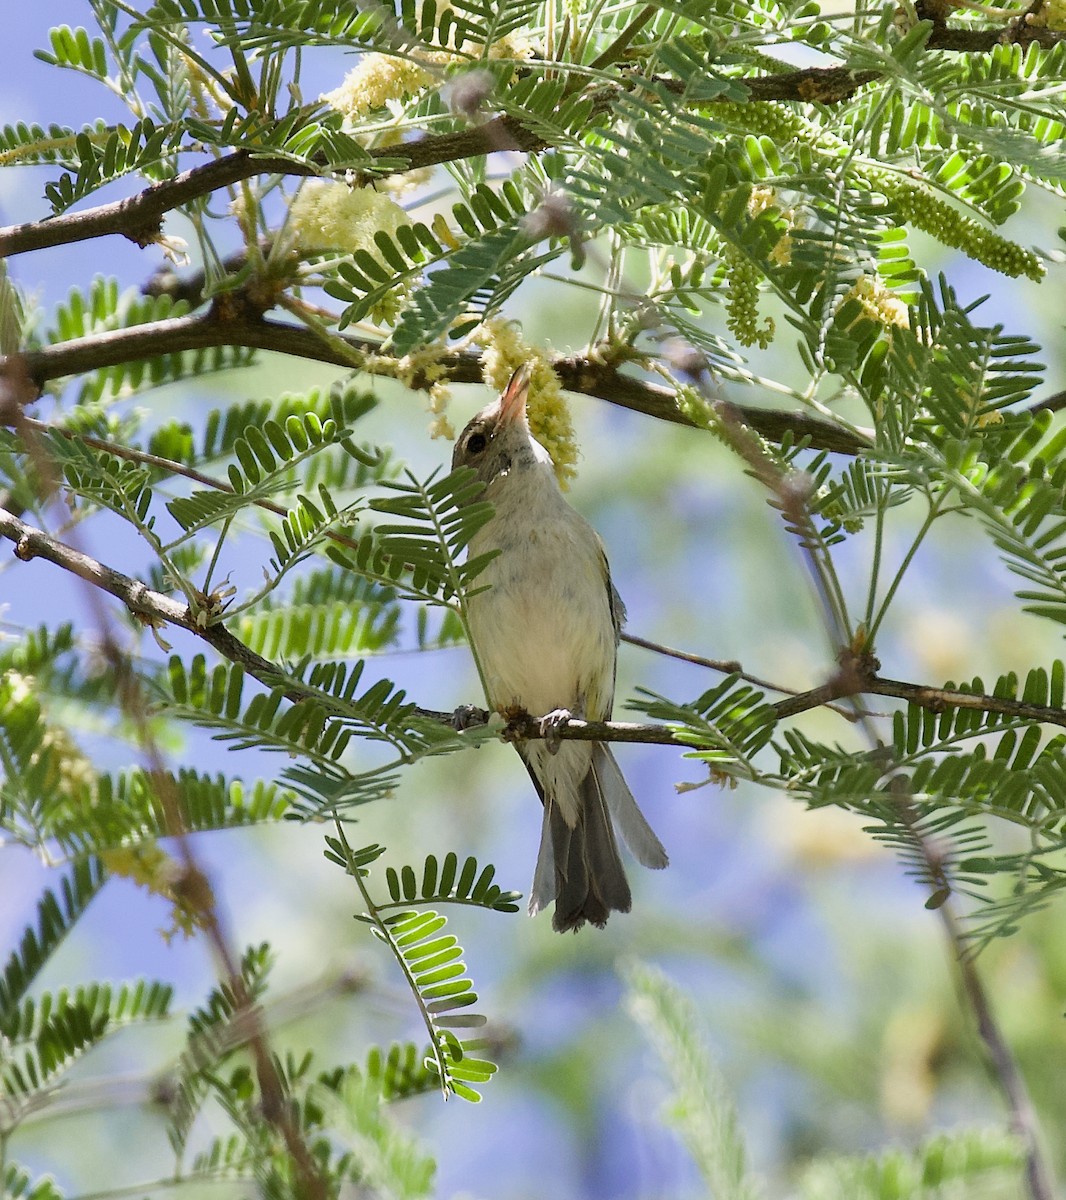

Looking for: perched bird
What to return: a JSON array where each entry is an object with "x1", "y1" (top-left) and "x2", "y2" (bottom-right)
[{"x1": 452, "y1": 366, "x2": 668, "y2": 932}]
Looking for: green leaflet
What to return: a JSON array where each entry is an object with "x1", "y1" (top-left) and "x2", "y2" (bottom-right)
[
  {"x1": 628, "y1": 674, "x2": 777, "y2": 779},
  {"x1": 0, "y1": 859, "x2": 109, "y2": 1032},
  {"x1": 325, "y1": 835, "x2": 506, "y2": 1101},
  {"x1": 388, "y1": 224, "x2": 543, "y2": 354}
]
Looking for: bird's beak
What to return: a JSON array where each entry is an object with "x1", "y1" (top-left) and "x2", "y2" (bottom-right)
[{"x1": 498, "y1": 364, "x2": 531, "y2": 427}]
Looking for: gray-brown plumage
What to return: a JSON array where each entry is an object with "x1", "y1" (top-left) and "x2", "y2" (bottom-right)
[{"x1": 452, "y1": 367, "x2": 667, "y2": 932}]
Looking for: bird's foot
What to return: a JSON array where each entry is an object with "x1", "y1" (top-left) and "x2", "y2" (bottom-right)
[
  {"x1": 450, "y1": 704, "x2": 488, "y2": 732},
  {"x1": 539, "y1": 708, "x2": 573, "y2": 756}
]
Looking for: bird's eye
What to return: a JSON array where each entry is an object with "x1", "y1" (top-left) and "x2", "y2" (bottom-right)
[{"x1": 466, "y1": 432, "x2": 488, "y2": 455}]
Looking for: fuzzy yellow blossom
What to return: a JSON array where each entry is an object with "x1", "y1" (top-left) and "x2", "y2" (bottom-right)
[
  {"x1": 290, "y1": 182, "x2": 411, "y2": 324},
  {"x1": 428, "y1": 380, "x2": 455, "y2": 439},
  {"x1": 843, "y1": 275, "x2": 910, "y2": 330},
  {"x1": 486, "y1": 33, "x2": 531, "y2": 64},
  {"x1": 768, "y1": 232, "x2": 793, "y2": 266},
  {"x1": 1027, "y1": 0, "x2": 1066, "y2": 28},
  {"x1": 322, "y1": 33, "x2": 530, "y2": 122},
  {"x1": 430, "y1": 414, "x2": 455, "y2": 439},
  {"x1": 747, "y1": 186, "x2": 777, "y2": 217},
  {"x1": 289, "y1": 181, "x2": 408, "y2": 256},
  {"x1": 380, "y1": 164, "x2": 437, "y2": 198},
  {"x1": 478, "y1": 317, "x2": 578, "y2": 486},
  {"x1": 322, "y1": 54, "x2": 437, "y2": 120}
]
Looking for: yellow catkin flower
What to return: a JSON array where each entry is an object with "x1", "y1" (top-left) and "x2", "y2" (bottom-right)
[
  {"x1": 322, "y1": 54, "x2": 436, "y2": 120},
  {"x1": 747, "y1": 186, "x2": 777, "y2": 217},
  {"x1": 366, "y1": 345, "x2": 455, "y2": 432},
  {"x1": 428, "y1": 381, "x2": 455, "y2": 438},
  {"x1": 429, "y1": 412, "x2": 455, "y2": 439},
  {"x1": 769, "y1": 232, "x2": 793, "y2": 266},
  {"x1": 1028, "y1": 0, "x2": 1066, "y2": 28},
  {"x1": 322, "y1": 33, "x2": 529, "y2": 122},
  {"x1": 289, "y1": 181, "x2": 408, "y2": 257},
  {"x1": 486, "y1": 32, "x2": 531, "y2": 64},
  {"x1": 842, "y1": 274, "x2": 911, "y2": 330},
  {"x1": 478, "y1": 317, "x2": 578, "y2": 486},
  {"x1": 722, "y1": 245, "x2": 774, "y2": 349}
]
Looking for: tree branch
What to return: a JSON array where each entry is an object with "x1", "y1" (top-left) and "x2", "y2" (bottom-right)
[
  {"x1": 3, "y1": 312, "x2": 869, "y2": 453},
  {"x1": 5, "y1": 15, "x2": 1061, "y2": 262},
  {"x1": 6, "y1": 503, "x2": 1066, "y2": 740},
  {"x1": 0, "y1": 115, "x2": 545, "y2": 259},
  {"x1": 0, "y1": 504, "x2": 294, "y2": 689}
]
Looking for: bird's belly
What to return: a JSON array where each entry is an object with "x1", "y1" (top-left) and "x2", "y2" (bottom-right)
[{"x1": 466, "y1": 524, "x2": 614, "y2": 720}]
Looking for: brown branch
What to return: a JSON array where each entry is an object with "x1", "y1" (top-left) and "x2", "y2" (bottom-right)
[
  {"x1": 6, "y1": 500, "x2": 1066, "y2": 749},
  {"x1": 772, "y1": 661, "x2": 1066, "y2": 732},
  {"x1": 0, "y1": 504, "x2": 298, "y2": 692},
  {"x1": 866, "y1": 674, "x2": 1066, "y2": 729},
  {"x1": 5, "y1": 11, "x2": 1061, "y2": 264},
  {"x1": 3, "y1": 313, "x2": 869, "y2": 454},
  {"x1": 924, "y1": 12, "x2": 1066, "y2": 51},
  {"x1": 1028, "y1": 388, "x2": 1066, "y2": 416},
  {"x1": 0, "y1": 115, "x2": 545, "y2": 260}
]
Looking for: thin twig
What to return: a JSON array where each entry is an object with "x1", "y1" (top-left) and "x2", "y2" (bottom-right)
[{"x1": 621, "y1": 631, "x2": 867, "y2": 720}]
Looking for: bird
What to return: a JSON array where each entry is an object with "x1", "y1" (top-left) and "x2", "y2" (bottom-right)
[{"x1": 452, "y1": 365, "x2": 668, "y2": 932}]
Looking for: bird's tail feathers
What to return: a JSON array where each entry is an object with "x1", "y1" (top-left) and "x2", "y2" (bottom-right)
[
  {"x1": 529, "y1": 807, "x2": 556, "y2": 918},
  {"x1": 550, "y1": 764, "x2": 629, "y2": 932},
  {"x1": 525, "y1": 744, "x2": 667, "y2": 932},
  {"x1": 592, "y1": 743, "x2": 669, "y2": 870}
]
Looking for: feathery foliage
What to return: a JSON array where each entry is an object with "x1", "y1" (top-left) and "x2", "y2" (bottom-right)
[{"x1": 3, "y1": 0, "x2": 1066, "y2": 1192}]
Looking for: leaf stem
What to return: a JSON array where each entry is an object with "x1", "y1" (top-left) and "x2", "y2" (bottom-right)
[
  {"x1": 865, "y1": 495, "x2": 941, "y2": 644},
  {"x1": 330, "y1": 820, "x2": 453, "y2": 1097}
]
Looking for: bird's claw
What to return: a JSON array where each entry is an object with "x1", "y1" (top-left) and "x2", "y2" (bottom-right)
[
  {"x1": 451, "y1": 704, "x2": 488, "y2": 732},
  {"x1": 539, "y1": 708, "x2": 573, "y2": 755}
]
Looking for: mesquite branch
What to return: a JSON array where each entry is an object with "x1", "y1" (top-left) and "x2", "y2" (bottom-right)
[
  {"x1": 4, "y1": 506, "x2": 1066, "y2": 745},
  {"x1": 1, "y1": 14, "x2": 1062, "y2": 261},
  {"x1": 1, "y1": 308, "x2": 869, "y2": 454}
]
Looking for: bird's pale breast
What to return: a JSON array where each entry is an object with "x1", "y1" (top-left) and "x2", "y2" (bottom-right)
[{"x1": 466, "y1": 475, "x2": 616, "y2": 723}]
